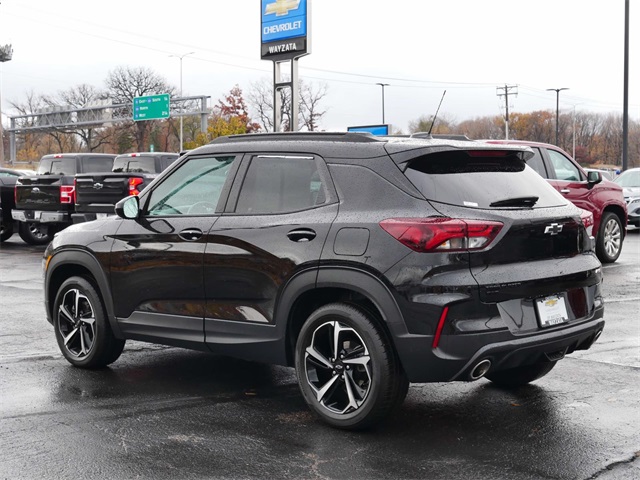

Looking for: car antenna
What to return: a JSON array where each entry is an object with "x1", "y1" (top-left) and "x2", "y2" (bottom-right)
[{"x1": 427, "y1": 90, "x2": 447, "y2": 135}]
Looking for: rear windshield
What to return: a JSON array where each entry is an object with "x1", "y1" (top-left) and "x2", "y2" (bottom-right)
[
  {"x1": 82, "y1": 157, "x2": 115, "y2": 173},
  {"x1": 37, "y1": 158, "x2": 74, "y2": 175},
  {"x1": 112, "y1": 156, "x2": 156, "y2": 174},
  {"x1": 404, "y1": 151, "x2": 567, "y2": 209}
]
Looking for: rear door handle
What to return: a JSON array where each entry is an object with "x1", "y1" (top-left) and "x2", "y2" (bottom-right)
[
  {"x1": 179, "y1": 228, "x2": 203, "y2": 241},
  {"x1": 560, "y1": 189, "x2": 571, "y2": 194},
  {"x1": 287, "y1": 228, "x2": 316, "y2": 242}
]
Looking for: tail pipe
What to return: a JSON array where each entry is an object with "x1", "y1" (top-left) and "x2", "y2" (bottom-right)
[{"x1": 469, "y1": 359, "x2": 492, "y2": 381}]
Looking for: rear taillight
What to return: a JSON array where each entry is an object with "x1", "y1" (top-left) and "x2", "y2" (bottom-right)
[
  {"x1": 60, "y1": 185, "x2": 75, "y2": 204},
  {"x1": 379, "y1": 218, "x2": 503, "y2": 252},
  {"x1": 579, "y1": 209, "x2": 594, "y2": 230},
  {"x1": 129, "y1": 177, "x2": 144, "y2": 196}
]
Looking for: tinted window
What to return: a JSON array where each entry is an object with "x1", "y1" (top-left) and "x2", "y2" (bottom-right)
[
  {"x1": 525, "y1": 147, "x2": 548, "y2": 178},
  {"x1": 547, "y1": 149, "x2": 582, "y2": 181},
  {"x1": 235, "y1": 156, "x2": 325, "y2": 214},
  {"x1": 82, "y1": 157, "x2": 115, "y2": 174},
  {"x1": 37, "y1": 158, "x2": 75, "y2": 175},
  {"x1": 147, "y1": 156, "x2": 235, "y2": 216},
  {"x1": 405, "y1": 151, "x2": 566, "y2": 209},
  {"x1": 112, "y1": 157, "x2": 156, "y2": 173}
]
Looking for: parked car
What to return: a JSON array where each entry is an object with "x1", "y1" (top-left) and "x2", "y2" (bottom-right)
[
  {"x1": 43, "y1": 133, "x2": 604, "y2": 429},
  {"x1": 12, "y1": 153, "x2": 116, "y2": 244},
  {"x1": 485, "y1": 140, "x2": 627, "y2": 263},
  {"x1": 0, "y1": 167, "x2": 33, "y2": 242},
  {"x1": 614, "y1": 167, "x2": 640, "y2": 230},
  {"x1": 73, "y1": 152, "x2": 179, "y2": 224}
]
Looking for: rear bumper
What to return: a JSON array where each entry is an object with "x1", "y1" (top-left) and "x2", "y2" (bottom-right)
[
  {"x1": 393, "y1": 307, "x2": 604, "y2": 383},
  {"x1": 12, "y1": 209, "x2": 70, "y2": 224}
]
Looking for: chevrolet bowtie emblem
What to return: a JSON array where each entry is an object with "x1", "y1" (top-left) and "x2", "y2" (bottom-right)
[
  {"x1": 544, "y1": 223, "x2": 563, "y2": 235},
  {"x1": 265, "y1": 0, "x2": 300, "y2": 16},
  {"x1": 93, "y1": 183, "x2": 104, "y2": 190}
]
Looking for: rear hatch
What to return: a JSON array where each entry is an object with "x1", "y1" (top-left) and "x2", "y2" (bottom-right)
[
  {"x1": 401, "y1": 147, "x2": 600, "y2": 330},
  {"x1": 75, "y1": 173, "x2": 145, "y2": 213}
]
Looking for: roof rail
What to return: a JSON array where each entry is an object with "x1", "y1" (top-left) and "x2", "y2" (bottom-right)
[
  {"x1": 410, "y1": 133, "x2": 472, "y2": 141},
  {"x1": 210, "y1": 131, "x2": 383, "y2": 144}
]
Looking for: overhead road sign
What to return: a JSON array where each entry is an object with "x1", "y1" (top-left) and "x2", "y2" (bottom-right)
[{"x1": 133, "y1": 94, "x2": 170, "y2": 121}]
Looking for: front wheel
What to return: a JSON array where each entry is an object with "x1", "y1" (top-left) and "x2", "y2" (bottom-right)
[
  {"x1": 53, "y1": 276, "x2": 125, "y2": 368},
  {"x1": 486, "y1": 361, "x2": 557, "y2": 388},
  {"x1": 18, "y1": 222, "x2": 53, "y2": 245},
  {"x1": 295, "y1": 303, "x2": 408, "y2": 430},
  {"x1": 596, "y1": 212, "x2": 623, "y2": 263}
]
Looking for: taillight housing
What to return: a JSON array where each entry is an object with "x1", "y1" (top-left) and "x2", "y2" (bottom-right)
[
  {"x1": 129, "y1": 177, "x2": 144, "y2": 196},
  {"x1": 379, "y1": 218, "x2": 503, "y2": 252},
  {"x1": 60, "y1": 185, "x2": 75, "y2": 204}
]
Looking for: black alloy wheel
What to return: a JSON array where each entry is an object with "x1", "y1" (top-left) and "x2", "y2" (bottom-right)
[
  {"x1": 18, "y1": 222, "x2": 53, "y2": 245},
  {"x1": 53, "y1": 276, "x2": 125, "y2": 368},
  {"x1": 295, "y1": 303, "x2": 408, "y2": 430}
]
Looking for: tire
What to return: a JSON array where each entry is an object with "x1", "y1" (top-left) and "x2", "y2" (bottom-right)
[
  {"x1": 486, "y1": 361, "x2": 557, "y2": 388},
  {"x1": 18, "y1": 222, "x2": 53, "y2": 245},
  {"x1": 295, "y1": 303, "x2": 408, "y2": 430},
  {"x1": 0, "y1": 219, "x2": 14, "y2": 242},
  {"x1": 596, "y1": 212, "x2": 623, "y2": 263},
  {"x1": 53, "y1": 276, "x2": 125, "y2": 369}
]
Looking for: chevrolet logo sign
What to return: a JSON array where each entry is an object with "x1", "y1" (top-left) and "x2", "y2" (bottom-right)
[
  {"x1": 93, "y1": 183, "x2": 104, "y2": 190},
  {"x1": 544, "y1": 223, "x2": 563, "y2": 235},
  {"x1": 265, "y1": 0, "x2": 300, "y2": 16}
]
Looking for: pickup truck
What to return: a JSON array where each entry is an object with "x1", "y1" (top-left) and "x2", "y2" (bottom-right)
[
  {"x1": 72, "y1": 152, "x2": 179, "y2": 223},
  {"x1": 12, "y1": 153, "x2": 116, "y2": 244}
]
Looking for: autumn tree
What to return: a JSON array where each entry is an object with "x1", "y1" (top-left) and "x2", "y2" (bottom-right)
[
  {"x1": 217, "y1": 85, "x2": 260, "y2": 133},
  {"x1": 105, "y1": 66, "x2": 176, "y2": 151}
]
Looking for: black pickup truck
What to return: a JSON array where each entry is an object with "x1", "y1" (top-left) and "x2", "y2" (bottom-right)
[
  {"x1": 72, "y1": 152, "x2": 179, "y2": 223},
  {"x1": 12, "y1": 153, "x2": 116, "y2": 244}
]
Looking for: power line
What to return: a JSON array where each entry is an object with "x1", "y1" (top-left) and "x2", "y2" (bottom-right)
[{"x1": 496, "y1": 84, "x2": 517, "y2": 139}]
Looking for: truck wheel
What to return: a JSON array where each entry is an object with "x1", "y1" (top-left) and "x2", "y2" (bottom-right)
[
  {"x1": 53, "y1": 276, "x2": 125, "y2": 368},
  {"x1": 486, "y1": 361, "x2": 557, "y2": 388},
  {"x1": 596, "y1": 212, "x2": 623, "y2": 263},
  {"x1": 18, "y1": 222, "x2": 53, "y2": 245},
  {"x1": 0, "y1": 219, "x2": 14, "y2": 242},
  {"x1": 295, "y1": 303, "x2": 408, "y2": 430}
]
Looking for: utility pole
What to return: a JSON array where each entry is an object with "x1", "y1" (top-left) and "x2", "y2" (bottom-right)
[
  {"x1": 170, "y1": 52, "x2": 194, "y2": 152},
  {"x1": 376, "y1": 83, "x2": 389, "y2": 124},
  {"x1": 547, "y1": 87, "x2": 569, "y2": 146},
  {"x1": 496, "y1": 85, "x2": 517, "y2": 139},
  {"x1": 622, "y1": 0, "x2": 629, "y2": 171},
  {"x1": 0, "y1": 44, "x2": 13, "y2": 166}
]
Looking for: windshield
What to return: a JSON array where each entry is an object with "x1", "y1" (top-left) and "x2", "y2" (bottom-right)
[{"x1": 614, "y1": 170, "x2": 640, "y2": 188}]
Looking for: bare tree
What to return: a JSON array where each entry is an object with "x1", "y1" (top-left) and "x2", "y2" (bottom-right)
[
  {"x1": 299, "y1": 82, "x2": 328, "y2": 131},
  {"x1": 105, "y1": 66, "x2": 176, "y2": 151}
]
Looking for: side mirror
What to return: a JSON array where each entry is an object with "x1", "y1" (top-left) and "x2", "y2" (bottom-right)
[
  {"x1": 115, "y1": 195, "x2": 140, "y2": 219},
  {"x1": 587, "y1": 171, "x2": 602, "y2": 185}
]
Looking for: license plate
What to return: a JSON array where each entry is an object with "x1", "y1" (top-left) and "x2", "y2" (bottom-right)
[{"x1": 536, "y1": 295, "x2": 569, "y2": 328}]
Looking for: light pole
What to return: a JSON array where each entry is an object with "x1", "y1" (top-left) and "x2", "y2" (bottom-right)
[
  {"x1": 0, "y1": 44, "x2": 13, "y2": 165},
  {"x1": 170, "y1": 52, "x2": 194, "y2": 152},
  {"x1": 547, "y1": 87, "x2": 569, "y2": 146},
  {"x1": 376, "y1": 83, "x2": 389, "y2": 124}
]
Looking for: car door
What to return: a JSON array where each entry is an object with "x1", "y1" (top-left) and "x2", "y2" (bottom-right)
[
  {"x1": 202, "y1": 153, "x2": 338, "y2": 358},
  {"x1": 544, "y1": 148, "x2": 593, "y2": 212},
  {"x1": 109, "y1": 154, "x2": 239, "y2": 349}
]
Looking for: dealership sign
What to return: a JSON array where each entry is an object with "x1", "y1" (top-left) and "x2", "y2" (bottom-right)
[{"x1": 261, "y1": 0, "x2": 309, "y2": 60}]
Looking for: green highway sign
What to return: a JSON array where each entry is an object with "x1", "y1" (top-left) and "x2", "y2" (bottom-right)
[{"x1": 133, "y1": 94, "x2": 170, "y2": 121}]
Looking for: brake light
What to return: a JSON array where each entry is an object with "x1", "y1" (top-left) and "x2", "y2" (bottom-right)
[
  {"x1": 60, "y1": 185, "x2": 75, "y2": 204},
  {"x1": 579, "y1": 210, "x2": 594, "y2": 230},
  {"x1": 129, "y1": 177, "x2": 144, "y2": 196},
  {"x1": 466, "y1": 150, "x2": 510, "y2": 157},
  {"x1": 432, "y1": 306, "x2": 449, "y2": 349},
  {"x1": 379, "y1": 218, "x2": 503, "y2": 252}
]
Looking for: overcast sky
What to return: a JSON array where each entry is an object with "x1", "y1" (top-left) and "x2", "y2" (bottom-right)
[{"x1": 0, "y1": 0, "x2": 637, "y2": 132}]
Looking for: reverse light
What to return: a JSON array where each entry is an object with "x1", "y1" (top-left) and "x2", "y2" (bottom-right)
[
  {"x1": 60, "y1": 185, "x2": 75, "y2": 204},
  {"x1": 379, "y1": 218, "x2": 503, "y2": 252},
  {"x1": 128, "y1": 177, "x2": 144, "y2": 196}
]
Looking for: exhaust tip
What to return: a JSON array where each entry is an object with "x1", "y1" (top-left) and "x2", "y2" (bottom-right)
[{"x1": 469, "y1": 359, "x2": 492, "y2": 380}]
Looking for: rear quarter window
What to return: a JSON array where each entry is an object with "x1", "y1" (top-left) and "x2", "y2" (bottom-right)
[{"x1": 404, "y1": 151, "x2": 567, "y2": 209}]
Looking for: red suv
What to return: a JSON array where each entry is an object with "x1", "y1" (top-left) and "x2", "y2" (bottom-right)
[{"x1": 486, "y1": 140, "x2": 627, "y2": 263}]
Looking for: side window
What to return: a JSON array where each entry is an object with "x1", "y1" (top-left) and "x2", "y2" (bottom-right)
[
  {"x1": 146, "y1": 156, "x2": 235, "y2": 216},
  {"x1": 235, "y1": 156, "x2": 325, "y2": 214},
  {"x1": 525, "y1": 148, "x2": 548, "y2": 178},
  {"x1": 547, "y1": 149, "x2": 582, "y2": 181}
]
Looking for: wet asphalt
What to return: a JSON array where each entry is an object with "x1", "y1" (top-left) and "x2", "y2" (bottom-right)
[{"x1": 0, "y1": 233, "x2": 638, "y2": 480}]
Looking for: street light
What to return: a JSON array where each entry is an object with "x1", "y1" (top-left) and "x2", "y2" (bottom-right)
[
  {"x1": 547, "y1": 87, "x2": 569, "y2": 146},
  {"x1": 170, "y1": 51, "x2": 194, "y2": 152},
  {"x1": 376, "y1": 83, "x2": 389, "y2": 124},
  {"x1": 0, "y1": 43, "x2": 13, "y2": 165}
]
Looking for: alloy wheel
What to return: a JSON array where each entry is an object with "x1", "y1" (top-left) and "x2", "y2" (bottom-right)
[
  {"x1": 603, "y1": 218, "x2": 622, "y2": 258},
  {"x1": 57, "y1": 288, "x2": 96, "y2": 358},
  {"x1": 304, "y1": 320, "x2": 372, "y2": 415}
]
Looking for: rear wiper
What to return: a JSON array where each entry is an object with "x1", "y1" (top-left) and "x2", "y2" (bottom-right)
[{"x1": 490, "y1": 196, "x2": 539, "y2": 208}]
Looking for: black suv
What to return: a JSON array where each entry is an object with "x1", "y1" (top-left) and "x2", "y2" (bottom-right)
[{"x1": 43, "y1": 133, "x2": 604, "y2": 429}]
